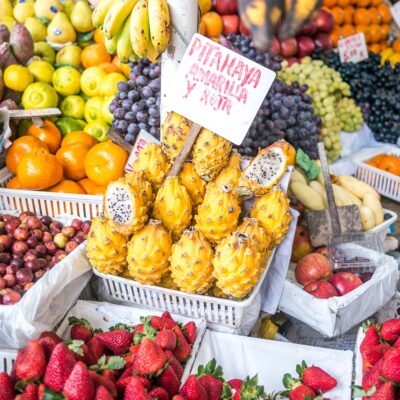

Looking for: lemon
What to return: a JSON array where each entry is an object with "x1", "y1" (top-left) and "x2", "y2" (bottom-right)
[
  {"x1": 84, "y1": 119, "x2": 110, "y2": 142},
  {"x1": 52, "y1": 66, "x2": 81, "y2": 96},
  {"x1": 99, "y1": 72, "x2": 127, "y2": 97},
  {"x1": 4, "y1": 65, "x2": 33, "y2": 91},
  {"x1": 22, "y1": 82, "x2": 58, "y2": 109},
  {"x1": 84, "y1": 96, "x2": 103, "y2": 123},
  {"x1": 24, "y1": 17, "x2": 47, "y2": 41},
  {"x1": 60, "y1": 95, "x2": 86, "y2": 119},
  {"x1": 28, "y1": 60, "x2": 55, "y2": 83},
  {"x1": 80, "y1": 66, "x2": 107, "y2": 97},
  {"x1": 101, "y1": 96, "x2": 114, "y2": 124}
]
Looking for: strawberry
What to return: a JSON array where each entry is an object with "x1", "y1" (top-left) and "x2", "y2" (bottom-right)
[
  {"x1": 370, "y1": 381, "x2": 395, "y2": 400},
  {"x1": 197, "y1": 359, "x2": 225, "y2": 400},
  {"x1": 118, "y1": 375, "x2": 151, "y2": 392},
  {"x1": 95, "y1": 385, "x2": 114, "y2": 400},
  {"x1": 23, "y1": 383, "x2": 38, "y2": 400},
  {"x1": 15, "y1": 340, "x2": 46, "y2": 381},
  {"x1": 69, "y1": 317, "x2": 93, "y2": 343},
  {"x1": 37, "y1": 385, "x2": 46, "y2": 400},
  {"x1": 90, "y1": 355, "x2": 126, "y2": 376},
  {"x1": 0, "y1": 372, "x2": 15, "y2": 400},
  {"x1": 362, "y1": 344, "x2": 391, "y2": 371},
  {"x1": 180, "y1": 375, "x2": 208, "y2": 400},
  {"x1": 89, "y1": 370, "x2": 118, "y2": 398},
  {"x1": 124, "y1": 345, "x2": 140, "y2": 364},
  {"x1": 133, "y1": 338, "x2": 166, "y2": 375},
  {"x1": 63, "y1": 361, "x2": 95, "y2": 400},
  {"x1": 228, "y1": 376, "x2": 265, "y2": 400},
  {"x1": 38, "y1": 331, "x2": 63, "y2": 360},
  {"x1": 96, "y1": 329, "x2": 133, "y2": 355},
  {"x1": 134, "y1": 324, "x2": 144, "y2": 335},
  {"x1": 155, "y1": 330, "x2": 177, "y2": 351},
  {"x1": 360, "y1": 323, "x2": 380, "y2": 352},
  {"x1": 124, "y1": 377, "x2": 152, "y2": 400},
  {"x1": 296, "y1": 361, "x2": 337, "y2": 393},
  {"x1": 380, "y1": 319, "x2": 400, "y2": 343},
  {"x1": 68, "y1": 340, "x2": 92, "y2": 365},
  {"x1": 288, "y1": 384, "x2": 315, "y2": 400},
  {"x1": 161, "y1": 312, "x2": 177, "y2": 329},
  {"x1": 150, "y1": 316, "x2": 164, "y2": 331},
  {"x1": 165, "y1": 350, "x2": 184, "y2": 380},
  {"x1": 382, "y1": 348, "x2": 400, "y2": 382},
  {"x1": 394, "y1": 336, "x2": 400, "y2": 348},
  {"x1": 43, "y1": 343, "x2": 76, "y2": 392},
  {"x1": 362, "y1": 358, "x2": 384, "y2": 391},
  {"x1": 157, "y1": 365, "x2": 181, "y2": 397},
  {"x1": 172, "y1": 326, "x2": 191, "y2": 363},
  {"x1": 150, "y1": 387, "x2": 169, "y2": 400},
  {"x1": 183, "y1": 322, "x2": 196, "y2": 344},
  {"x1": 87, "y1": 336, "x2": 105, "y2": 364}
]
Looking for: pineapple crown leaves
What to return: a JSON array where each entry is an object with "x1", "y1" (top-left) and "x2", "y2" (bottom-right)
[
  {"x1": 90, "y1": 355, "x2": 126, "y2": 372},
  {"x1": 109, "y1": 323, "x2": 135, "y2": 332},
  {"x1": 68, "y1": 316, "x2": 93, "y2": 331},
  {"x1": 352, "y1": 385, "x2": 377, "y2": 398},
  {"x1": 66, "y1": 339, "x2": 85, "y2": 356},
  {"x1": 196, "y1": 359, "x2": 224, "y2": 381},
  {"x1": 239, "y1": 375, "x2": 267, "y2": 400}
]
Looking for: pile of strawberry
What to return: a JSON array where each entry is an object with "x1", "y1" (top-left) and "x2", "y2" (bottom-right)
[
  {"x1": 0, "y1": 311, "x2": 197, "y2": 400},
  {"x1": 355, "y1": 318, "x2": 400, "y2": 399}
]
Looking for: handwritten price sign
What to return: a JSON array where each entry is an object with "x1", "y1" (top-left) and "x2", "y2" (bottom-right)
[
  {"x1": 166, "y1": 34, "x2": 276, "y2": 145},
  {"x1": 338, "y1": 33, "x2": 368, "y2": 64}
]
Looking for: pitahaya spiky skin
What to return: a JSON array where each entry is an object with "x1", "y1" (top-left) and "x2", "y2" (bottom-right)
[
  {"x1": 179, "y1": 162, "x2": 206, "y2": 206},
  {"x1": 237, "y1": 146, "x2": 288, "y2": 197},
  {"x1": 127, "y1": 220, "x2": 172, "y2": 285},
  {"x1": 195, "y1": 184, "x2": 240, "y2": 244},
  {"x1": 237, "y1": 218, "x2": 270, "y2": 262},
  {"x1": 212, "y1": 232, "x2": 263, "y2": 299},
  {"x1": 161, "y1": 112, "x2": 193, "y2": 163},
  {"x1": 170, "y1": 227, "x2": 214, "y2": 294},
  {"x1": 87, "y1": 214, "x2": 128, "y2": 275},
  {"x1": 153, "y1": 177, "x2": 192, "y2": 240},
  {"x1": 125, "y1": 170, "x2": 154, "y2": 205},
  {"x1": 157, "y1": 272, "x2": 180, "y2": 290},
  {"x1": 209, "y1": 150, "x2": 242, "y2": 190},
  {"x1": 250, "y1": 187, "x2": 291, "y2": 248},
  {"x1": 192, "y1": 128, "x2": 232, "y2": 181},
  {"x1": 133, "y1": 144, "x2": 170, "y2": 190}
]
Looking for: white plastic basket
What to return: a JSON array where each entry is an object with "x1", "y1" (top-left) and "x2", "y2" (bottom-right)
[
  {"x1": 353, "y1": 147, "x2": 400, "y2": 201},
  {"x1": 0, "y1": 348, "x2": 17, "y2": 373},
  {"x1": 369, "y1": 208, "x2": 397, "y2": 242},
  {"x1": 0, "y1": 168, "x2": 103, "y2": 219}
]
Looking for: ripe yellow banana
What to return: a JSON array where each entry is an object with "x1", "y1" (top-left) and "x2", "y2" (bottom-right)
[
  {"x1": 117, "y1": 15, "x2": 133, "y2": 63},
  {"x1": 130, "y1": 0, "x2": 150, "y2": 58},
  {"x1": 103, "y1": 0, "x2": 139, "y2": 38},
  {"x1": 92, "y1": 0, "x2": 114, "y2": 28},
  {"x1": 146, "y1": 40, "x2": 160, "y2": 63},
  {"x1": 148, "y1": 0, "x2": 170, "y2": 52},
  {"x1": 105, "y1": 33, "x2": 118, "y2": 54}
]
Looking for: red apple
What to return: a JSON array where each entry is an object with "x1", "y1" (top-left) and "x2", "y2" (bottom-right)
[
  {"x1": 300, "y1": 19, "x2": 318, "y2": 36},
  {"x1": 315, "y1": 246, "x2": 329, "y2": 258},
  {"x1": 290, "y1": 200, "x2": 305, "y2": 223},
  {"x1": 297, "y1": 36, "x2": 316, "y2": 57},
  {"x1": 270, "y1": 36, "x2": 281, "y2": 55},
  {"x1": 329, "y1": 272, "x2": 363, "y2": 296},
  {"x1": 304, "y1": 281, "x2": 338, "y2": 299},
  {"x1": 314, "y1": 33, "x2": 332, "y2": 50},
  {"x1": 295, "y1": 253, "x2": 333, "y2": 285},
  {"x1": 215, "y1": 0, "x2": 237, "y2": 15},
  {"x1": 239, "y1": 20, "x2": 251, "y2": 36},
  {"x1": 222, "y1": 15, "x2": 239, "y2": 35},
  {"x1": 291, "y1": 225, "x2": 314, "y2": 263},
  {"x1": 315, "y1": 9, "x2": 334, "y2": 33},
  {"x1": 280, "y1": 37, "x2": 298, "y2": 58}
]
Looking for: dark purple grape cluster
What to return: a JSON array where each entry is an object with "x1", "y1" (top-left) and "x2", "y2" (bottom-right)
[{"x1": 109, "y1": 58, "x2": 161, "y2": 144}]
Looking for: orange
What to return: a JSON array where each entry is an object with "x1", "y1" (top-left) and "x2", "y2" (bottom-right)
[
  {"x1": 378, "y1": 155, "x2": 400, "y2": 176},
  {"x1": 81, "y1": 44, "x2": 111, "y2": 69},
  {"x1": 381, "y1": 24, "x2": 390, "y2": 40},
  {"x1": 368, "y1": 43, "x2": 381, "y2": 52},
  {"x1": 94, "y1": 28, "x2": 106, "y2": 45},
  {"x1": 27, "y1": 120, "x2": 61, "y2": 154},
  {"x1": 56, "y1": 143, "x2": 90, "y2": 181},
  {"x1": 99, "y1": 62, "x2": 122, "y2": 74},
  {"x1": 368, "y1": 24, "x2": 381, "y2": 43},
  {"x1": 48, "y1": 180, "x2": 86, "y2": 194},
  {"x1": 5, "y1": 136, "x2": 49, "y2": 175},
  {"x1": 355, "y1": 25, "x2": 370, "y2": 42},
  {"x1": 357, "y1": 0, "x2": 370, "y2": 6},
  {"x1": 370, "y1": 0, "x2": 381, "y2": 5},
  {"x1": 201, "y1": 12, "x2": 223, "y2": 37},
  {"x1": 112, "y1": 55, "x2": 131, "y2": 78},
  {"x1": 17, "y1": 148, "x2": 63, "y2": 190},
  {"x1": 198, "y1": 19, "x2": 206, "y2": 35},
  {"x1": 78, "y1": 178, "x2": 106, "y2": 195},
  {"x1": 393, "y1": 38, "x2": 400, "y2": 53},
  {"x1": 380, "y1": 42, "x2": 389, "y2": 50},
  {"x1": 354, "y1": 8, "x2": 371, "y2": 25},
  {"x1": 331, "y1": 6, "x2": 344, "y2": 24},
  {"x1": 330, "y1": 26, "x2": 341, "y2": 47},
  {"x1": 324, "y1": 0, "x2": 337, "y2": 7},
  {"x1": 6, "y1": 176, "x2": 23, "y2": 189},
  {"x1": 84, "y1": 142, "x2": 128, "y2": 186},
  {"x1": 368, "y1": 7, "x2": 380, "y2": 23},
  {"x1": 378, "y1": 4, "x2": 391, "y2": 23},
  {"x1": 343, "y1": 6, "x2": 354, "y2": 24},
  {"x1": 341, "y1": 24, "x2": 356, "y2": 37},
  {"x1": 337, "y1": 0, "x2": 349, "y2": 7},
  {"x1": 61, "y1": 131, "x2": 97, "y2": 148}
]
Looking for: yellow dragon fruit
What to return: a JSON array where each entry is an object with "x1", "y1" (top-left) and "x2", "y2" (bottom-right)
[
  {"x1": 104, "y1": 171, "x2": 152, "y2": 236},
  {"x1": 127, "y1": 220, "x2": 172, "y2": 285},
  {"x1": 250, "y1": 187, "x2": 291, "y2": 248},
  {"x1": 195, "y1": 184, "x2": 241, "y2": 243},
  {"x1": 157, "y1": 272, "x2": 180, "y2": 290},
  {"x1": 178, "y1": 162, "x2": 206, "y2": 206},
  {"x1": 87, "y1": 214, "x2": 128, "y2": 275},
  {"x1": 213, "y1": 232, "x2": 263, "y2": 299},
  {"x1": 133, "y1": 143, "x2": 170, "y2": 189},
  {"x1": 170, "y1": 227, "x2": 214, "y2": 294},
  {"x1": 161, "y1": 112, "x2": 192, "y2": 162},
  {"x1": 153, "y1": 176, "x2": 192, "y2": 240},
  {"x1": 209, "y1": 150, "x2": 242, "y2": 190},
  {"x1": 192, "y1": 128, "x2": 232, "y2": 181}
]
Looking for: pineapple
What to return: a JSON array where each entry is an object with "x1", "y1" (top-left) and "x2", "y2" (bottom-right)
[
  {"x1": 178, "y1": 162, "x2": 206, "y2": 206},
  {"x1": 213, "y1": 232, "x2": 263, "y2": 299},
  {"x1": 153, "y1": 176, "x2": 192, "y2": 240},
  {"x1": 170, "y1": 227, "x2": 214, "y2": 294},
  {"x1": 250, "y1": 187, "x2": 291, "y2": 248},
  {"x1": 127, "y1": 220, "x2": 172, "y2": 285},
  {"x1": 87, "y1": 214, "x2": 128, "y2": 275},
  {"x1": 210, "y1": 150, "x2": 242, "y2": 190}
]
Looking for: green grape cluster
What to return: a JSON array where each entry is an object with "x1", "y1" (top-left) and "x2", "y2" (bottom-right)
[{"x1": 337, "y1": 98, "x2": 363, "y2": 132}]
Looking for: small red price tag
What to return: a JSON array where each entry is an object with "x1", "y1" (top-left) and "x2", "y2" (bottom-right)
[{"x1": 338, "y1": 33, "x2": 368, "y2": 63}]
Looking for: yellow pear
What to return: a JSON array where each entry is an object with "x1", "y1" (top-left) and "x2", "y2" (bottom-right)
[
  {"x1": 63, "y1": 0, "x2": 75, "y2": 17},
  {"x1": 13, "y1": 0, "x2": 34, "y2": 23},
  {"x1": 56, "y1": 44, "x2": 82, "y2": 68},
  {"x1": 70, "y1": 0, "x2": 93, "y2": 33},
  {"x1": 47, "y1": 12, "x2": 76, "y2": 44},
  {"x1": 0, "y1": 0, "x2": 13, "y2": 20},
  {"x1": 33, "y1": 0, "x2": 63, "y2": 21},
  {"x1": 24, "y1": 17, "x2": 47, "y2": 41}
]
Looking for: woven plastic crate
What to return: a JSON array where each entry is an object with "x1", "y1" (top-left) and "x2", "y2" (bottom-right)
[
  {"x1": 353, "y1": 147, "x2": 400, "y2": 201},
  {"x1": 0, "y1": 348, "x2": 17, "y2": 373},
  {"x1": 369, "y1": 208, "x2": 397, "y2": 242},
  {"x1": 0, "y1": 168, "x2": 103, "y2": 219}
]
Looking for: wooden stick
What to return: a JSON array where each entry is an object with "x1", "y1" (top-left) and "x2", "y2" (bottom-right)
[{"x1": 107, "y1": 129, "x2": 134, "y2": 153}]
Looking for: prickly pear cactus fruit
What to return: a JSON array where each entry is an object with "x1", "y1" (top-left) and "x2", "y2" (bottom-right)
[
  {"x1": 161, "y1": 112, "x2": 192, "y2": 162},
  {"x1": 127, "y1": 220, "x2": 172, "y2": 285},
  {"x1": 153, "y1": 176, "x2": 192, "y2": 240},
  {"x1": 133, "y1": 143, "x2": 170, "y2": 189},
  {"x1": 178, "y1": 162, "x2": 206, "y2": 206},
  {"x1": 209, "y1": 150, "x2": 242, "y2": 190},
  {"x1": 213, "y1": 232, "x2": 263, "y2": 299},
  {"x1": 87, "y1": 214, "x2": 128, "y2": 275},
  {"x1": 192, "y1": 128, "x2": 232, "y2": 181},
  {"x1": 250, "y1": 187, "x2": 291, "y2": 248},
  {"x1": 195, "y1": 184, "x2": 240, "y2": 243},
  {"x1": 170, "y1": 227, "x2": 214, "y2": 294}
]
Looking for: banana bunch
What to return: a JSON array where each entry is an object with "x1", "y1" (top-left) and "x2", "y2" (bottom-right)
[
  {"x1": 92, "y1": 0, "x2": 170, "y2": 63},
  {"x1": 238, "y1": 0, "x2": 322, "y2": 51},
  {"x1": 289, "y1": 168, "x2": 384, "y2": 232}
]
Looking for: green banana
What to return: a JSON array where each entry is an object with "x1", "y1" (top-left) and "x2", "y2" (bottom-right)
[
  {"x1": 92, "y1": 0, "x2": 114, "y2": 28},
  {"x1": 105, "y1": 34, "x2": 118, "y2": 54},
  {"x1": 130, "y1": 0, "x2": 150, "y2": 58},
  {"x1": 103, "y1": 0, "x2": 139, "y2": 38},
  {"x1": 117, "y1": 15, "x2": 133, "y2": 63},
  {"x1": 148, "y1": 0, "x2": 170, "y2": 52}
]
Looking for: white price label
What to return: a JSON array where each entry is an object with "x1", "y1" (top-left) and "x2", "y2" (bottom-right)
[
  {"x1": 390, "y1": 1, "x2": 400, "y2": 28},
  {"x1": 338, "y1": 33, "x2": 368, "y2": 63}
]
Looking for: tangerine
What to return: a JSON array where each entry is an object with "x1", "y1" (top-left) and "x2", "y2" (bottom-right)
[
  {"x1": 370, "y1": 0, "x2": 381, "y2": 5},
  {"x1": 368, "y1": 43, "x2": 381, "y2": 52},
  {"x1": 201, "y1": 12, "x2": 223, "y2": 37},
  {"x1": 56, "y1": 143, "x2": 90, "y2": 181},
  {"x1": 94, "y1": 28, "x2": 106, "y2": 45},
  {"x1": 355, "y1": 25, "x2": 370, "y2": 42},
  {"x1": 354, "y1": 8, "x2": 371, "y2": 25},
  {"x1": 368, "y1": 24, "x2": 382, "y2": 43},
  {"x1": 393, "y1": 38, "x2": 400, "y2": 53},
  {"x1": 61, "y1": 131, "x2": 97, "y2": 148},
  {"x1": 331, "y1": 6, "x2": 345, "y2": 24},
  {"x1": 112, "y1": 55, "x2": 131, "y2": 78},
  {"x1": 78, "y1": 178, "x2": 106, "y2": 195},
  {"x1": 330, "y1": 26, "x2": 341, "y2": 46},
  {"x1": 380, "y1": 24, "x2": 390, "y2": 40},
  {"x1": 378, "y1": 4, "x2": 391, "y2": 23},
  {"x1": 48, "y1": 180, "x2": 86, "y2": 194},
  {"x1": 6, "y1": 176, "x2": 23, "y2": 189},
  {"x1": 380, "y1": 42, "x2": 389, "y2": 50},
  {"x1": 337, "y1": 0, "x2": 350, "y2": 7},
  {"x1": 357, "y1": 0, "x2": 370, "y2": 6},
  {"x1": 27, "y1": 120, "x2": 61, "y2": 154},
  {"x1": 343, "y1": 6, "x2": 354, "y2": 24},
  {"x1": 341, "y1": 24, "x2": 356, "y2": 37},
  {"x1": 378, "y1": 155, "x2": 400, "y2": 176},
  {"x1": 98, "y1": 62, "x2": 123, "y2": 74},
  {"x1": 81, "y1": 43, "x2": 111, "y2": 69},
  {"x1": 368, "y1": 7, "x2": 380, "y2": 24},
  {"x1": 324, "y1": 0, "x2": 337, "y2": 7}
]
